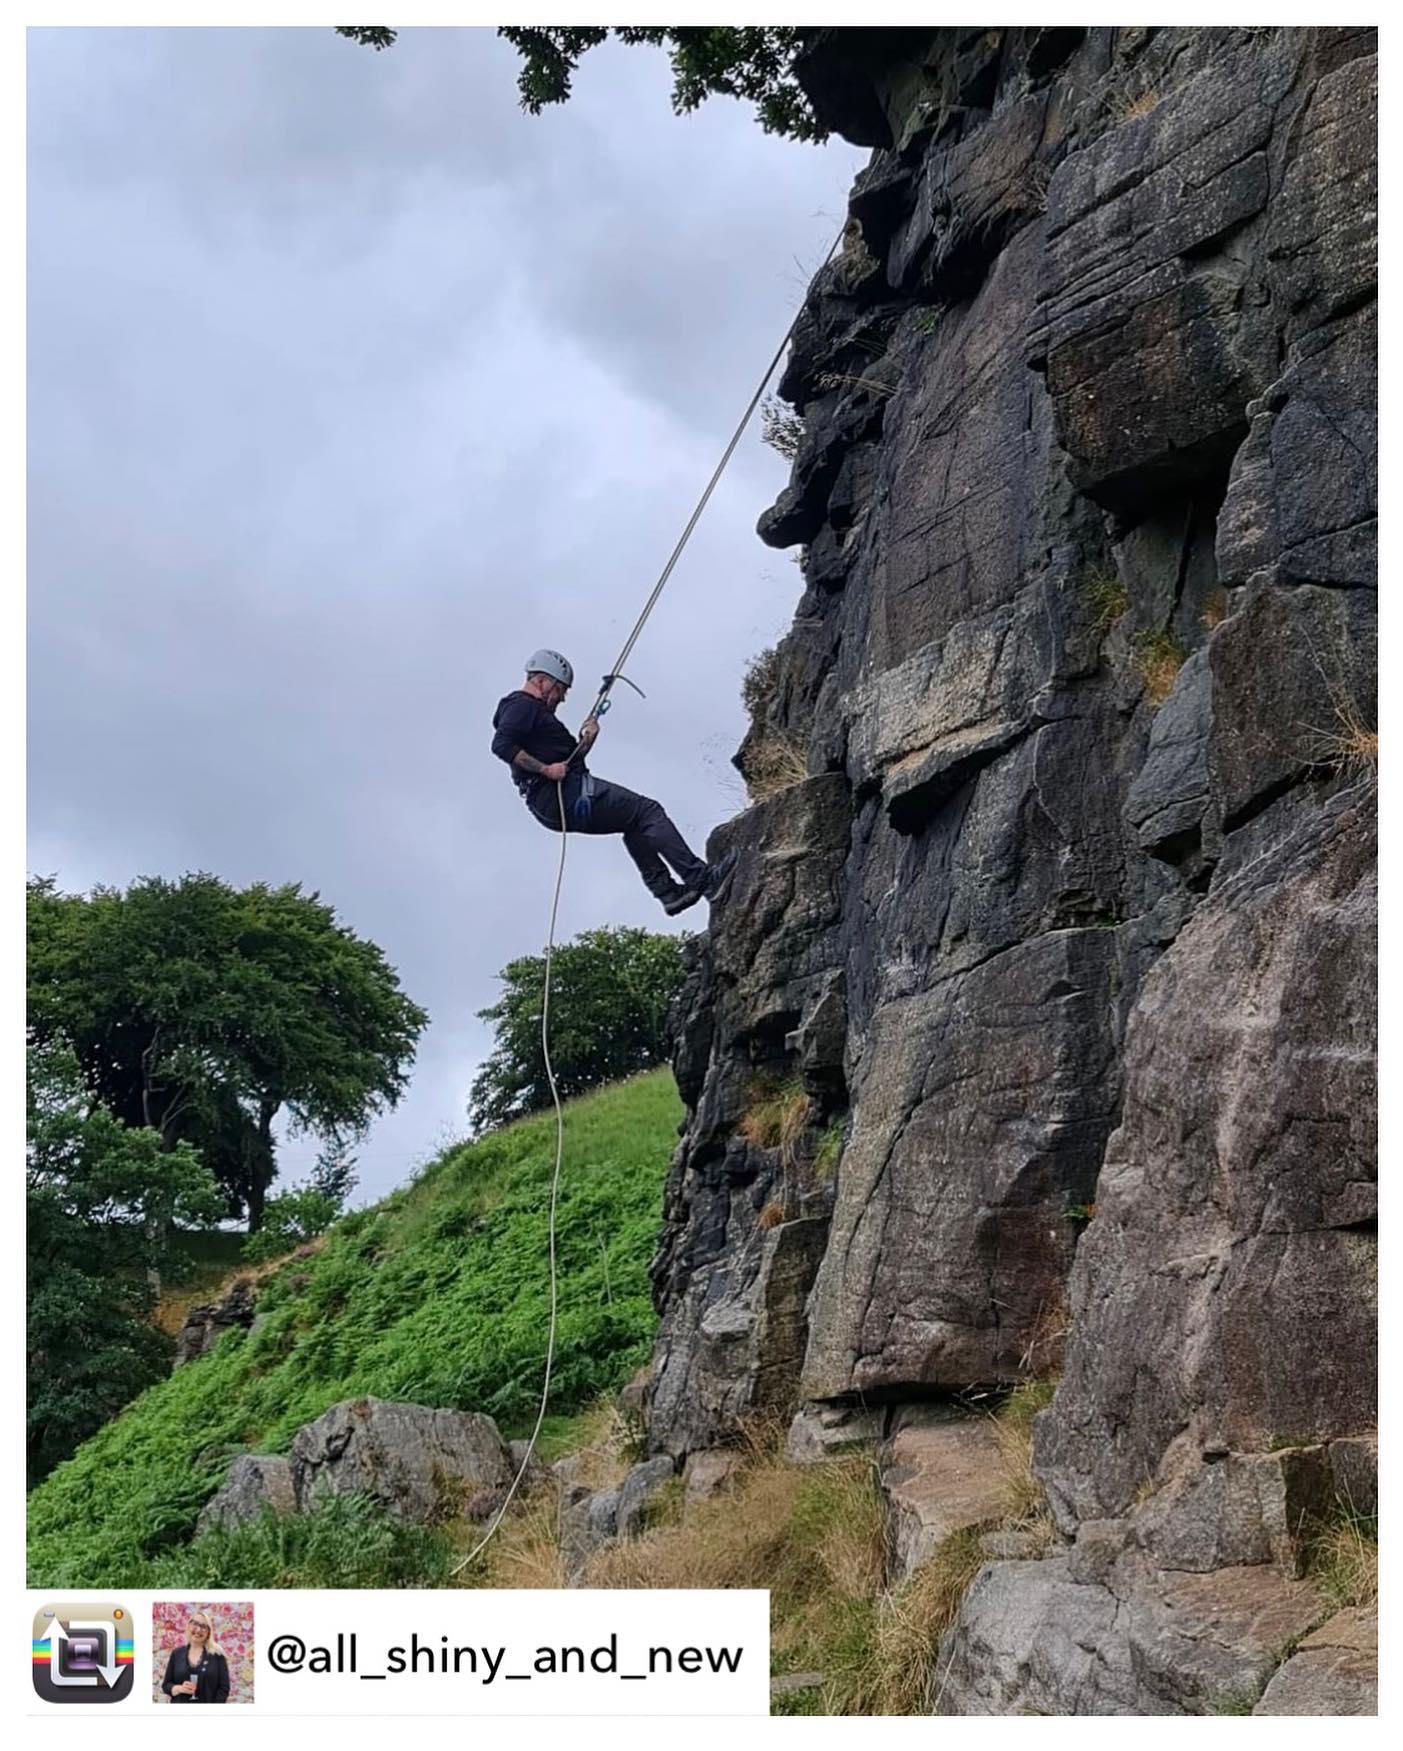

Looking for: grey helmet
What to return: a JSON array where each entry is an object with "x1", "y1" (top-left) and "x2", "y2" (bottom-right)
[{"x1": 525, "y1": 648, "x2": 573, "y2": 688}]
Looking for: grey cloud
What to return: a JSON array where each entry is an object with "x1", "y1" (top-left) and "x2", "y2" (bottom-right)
[{"x1": 28, "y1": 25, "x2": 863, "y2": 1201}]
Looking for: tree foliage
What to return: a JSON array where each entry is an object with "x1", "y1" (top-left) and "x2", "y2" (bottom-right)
[
  {"x1": 336, "y1": 24, "x2": 826, "y2": 140},
  {"x1": 469, "y1": 925, "x2": 687, "y2": 1132},
  {"x1": 242, "y1": 1188, "x2": 341, "y2": 1265},
  {"x1": 27, "y1": 1044, "x2": 226, "y2": 1485},
  {"x1": 27, "y1": 873, "x2": 427, "y2": 1227}
]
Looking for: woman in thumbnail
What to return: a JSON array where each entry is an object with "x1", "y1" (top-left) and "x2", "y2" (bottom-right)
[{"x1": 161, "y1": 1609, "x2": 231, "y2": 1704}]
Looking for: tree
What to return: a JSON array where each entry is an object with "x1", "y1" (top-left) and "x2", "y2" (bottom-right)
[
  {"x1": 242, "y1": 1141, "x2": 360, "y2": 1265},
  {"x1": 470, "y1": 925, "x2": 688, "y2": 1132},
  {"x1": 241, "y1": 1188, "x2": 341, "y2": 1264},
  {"x1": 335, "y1": 24, "x2": 827, "y2": 141},
  {"x1": 26, "y1": 1043, "x2": 225, "y2": 1484},
  {"x1": 309, "y1": 1139, "x2": 359, "y2": 1209},
  {"x1": 27, "y1": 874, "x2": 428, "y2": 1228}
]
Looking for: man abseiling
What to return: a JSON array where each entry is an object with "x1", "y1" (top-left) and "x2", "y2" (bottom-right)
[{"x1": 491, "y1": 648, "x2": 737, "y2": 916}]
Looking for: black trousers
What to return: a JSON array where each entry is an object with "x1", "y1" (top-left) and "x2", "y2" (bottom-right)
[{"x1": 527, "y1": 774, "x2": 707, "y2": 898}]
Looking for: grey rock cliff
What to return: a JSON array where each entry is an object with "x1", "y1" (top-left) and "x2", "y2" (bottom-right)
[{"x1": 649, "y1": 24, "x2": 1375, "y2": 1716}]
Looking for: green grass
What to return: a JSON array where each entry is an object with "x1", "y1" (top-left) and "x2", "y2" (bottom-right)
[
  {"x1": 28, "y1": 1069, "x2": 682, "y2": 1588},
  {"x1": 136, "y1": 1495, "x2": 457, "y2": 1590},
  {"x1": 1082, "y1": 568, "x2": 1129, "y2": 635},
  {"x1": 814, "y1": 1118, "x2": 846, "y2": 1181}
]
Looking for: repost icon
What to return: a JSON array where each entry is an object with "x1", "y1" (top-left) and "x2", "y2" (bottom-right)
[{"x1": 32, "y1": 1603, "x2": 134, "y2": 1703}]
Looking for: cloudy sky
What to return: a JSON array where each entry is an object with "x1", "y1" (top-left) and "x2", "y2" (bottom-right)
[{"x1": 27, "y1": 26, "x2": 864, "y2": 1201}]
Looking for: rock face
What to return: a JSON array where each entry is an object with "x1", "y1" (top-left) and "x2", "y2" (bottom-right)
[
  {"x1": 648, "y1": 24, "x2": 1375, "y2": 1717},
  {"x1": 174, "y1": 1277, "x2": 258, "y2": 1367},
  {"x1": 1254, "y1": 1609, "x2": 1377, "y2": 1716}
]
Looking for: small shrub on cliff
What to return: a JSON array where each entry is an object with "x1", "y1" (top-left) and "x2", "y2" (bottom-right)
[
  {"x1": 1135, "y1": 629, "x2": 1187, "y2": 705},
  {"x1": 1083, "y1": 567, "x2": 1129, "y2": 635},
  {"x1": 814, "y1": 1117, "x2": 846, "y2": 1181},
  {"x1": 760, "y1": 396, "x2": 806, "y2": 463},
  {"x1": 740, "y1": 645, "x2": 782, "y2": 723},
  {"x1": 1200, "y1": 587, "x2": 1231, "y2": 630}
]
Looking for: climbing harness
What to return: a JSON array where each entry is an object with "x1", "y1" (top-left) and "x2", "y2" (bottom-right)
[{"x1": 452, "y1": 224, "x2": 844, "y2": 1574}]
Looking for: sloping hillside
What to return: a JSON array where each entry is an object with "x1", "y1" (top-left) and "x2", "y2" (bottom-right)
[{"x1": 28, "y1": 1069, "x2": 680, "y2": 1587}]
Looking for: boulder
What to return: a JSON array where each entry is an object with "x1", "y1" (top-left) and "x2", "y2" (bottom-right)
[
  {"x1": 559, "y1": 1487, "x2": 621, "y2": 1579},
  {"x1": 683, "y1": 1449, "x2": 745, "y2": 1506},
  {"x1": 195, "y1": 1455, "x2": 296, "y2": 1535},
  {"x1": 289, "y1": 1398, "x2": 513, "y2": 1524},
  {"x1": 937, "y1": 1553, "x2": 1327, "y2": 1716},
  {"x1": 615, "y1": 1456, "x2": 677, "y2": 1539},
  {"x1": 785, "y1": 1403, "x2": 885, "y2": 1465},
  {"x1": 879, "y1": 1411, "x2": 1013, "y2": 1579}
]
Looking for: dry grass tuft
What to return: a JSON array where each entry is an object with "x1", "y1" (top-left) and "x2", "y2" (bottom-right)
[
  {"x1": 757, "y1": 1199, "x2": 788, "y2": 1231},
  {"x1": 988, "y1": 1379, "x2": 1059, "y2": 1542},
  {"x1": 815, "y1": 370, "x2": 896, "y2": 400},
  {"x1": 739, "y1": 1076, "x2": 812, "y2": 1168},
  {"x1": 741, "y1": 645, "x2": 782, "y2": 723},
  {"x1": 868, "y1": 1525, "x2": 988, "y2": 1714},
  {"x1": 1308, "y1": 1502, "x2": 1378, "y2": 1610},
  {"x1": 1200, "y1": 587, "x2": 1231, "y2": 630},
  {"x1": 468, "y1": 1383, "x2": 1072, "y2": 1713},
  {"x1": 741, "y1": 732, "x2": 809, "y2": 801},
  {"x1": 1119, "y1": 89, "x2": 1160, "y2": 120},
  {"x1": 1136, "y1": 629, "x2": 1187, "y2": 705},
  {"x1": 1309, "y1": 696, "x2": 1378, "y2": 776},
  {"x1": 466, "y1": 1484, "x2": 567, "y2": 1589},
  {"x1": 1018, "y1": 1285, "x2": 1072, "y2": 1380}
]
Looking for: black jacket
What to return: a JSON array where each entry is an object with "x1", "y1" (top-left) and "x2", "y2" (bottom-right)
[
  {"x1": 491, "y1": 690, "x2": 585, "y2": 796},
  {"x1": 162, "y1": 1645, "x2": 230, "y2": 1704}
]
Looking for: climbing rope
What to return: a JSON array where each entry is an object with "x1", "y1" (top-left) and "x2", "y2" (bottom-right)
[
  {"x1": 452, "y1": 223, "x2": 845, "y2": 1574},
  {"x1": 452, "y1": 779, "x2": 570, "y2": 1574}
]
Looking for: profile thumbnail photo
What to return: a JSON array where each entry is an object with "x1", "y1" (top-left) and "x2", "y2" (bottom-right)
[{"x1": 152, "y1": 1601, "x2": 255, "y2": 1704}]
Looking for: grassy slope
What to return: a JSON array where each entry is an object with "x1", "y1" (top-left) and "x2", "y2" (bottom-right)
[{"x1": 28, "y1": 1069, "x2": 681, "y2": 1588}]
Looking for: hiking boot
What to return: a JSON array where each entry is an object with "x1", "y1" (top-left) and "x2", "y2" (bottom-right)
[
  {"x1": 662, "y1": 851, "x2": 739, "y2": 917},
  {"x1": 660, "y1": 882, "x2": 703, "y2": 917}
]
